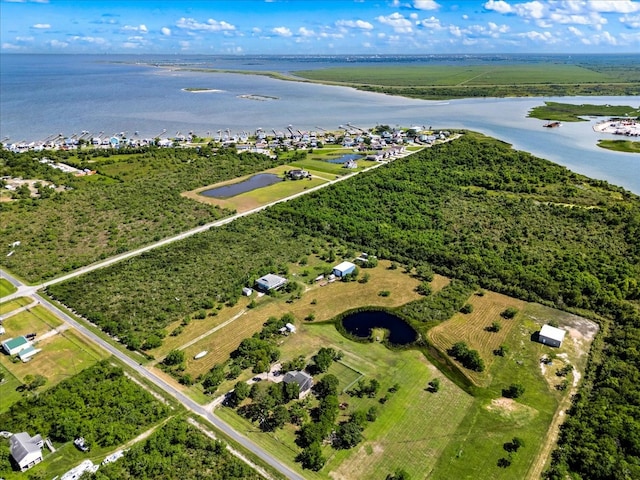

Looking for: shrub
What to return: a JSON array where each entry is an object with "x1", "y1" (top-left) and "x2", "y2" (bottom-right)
[
  {"x1": 501, "y1": 307, "x2": 519, "y2": 319},
  {"x1": 502, "y1": 383, "x2": 525, "y2": 399},
  {"x1": 460, "y1": 303, "x2": 474, "y2": 314}
]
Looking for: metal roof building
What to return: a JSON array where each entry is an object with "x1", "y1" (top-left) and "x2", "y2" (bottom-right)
[{"x1": 538, "y1": 324, "x2": 566, "y2": 348}]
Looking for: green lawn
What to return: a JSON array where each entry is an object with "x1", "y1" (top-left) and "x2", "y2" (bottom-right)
[
  {"x1": 0, "y1": 278, "x2": 17, "y2": 298},
  {"x1": 528, "y1": 101, "x2": 640, "y2": 122},
  {"x1": 0, "y1": 296, "x2": 32, "y2": 315},
  {"x1": 0, "y1": 363, "x2": 22, "y2": 414}
]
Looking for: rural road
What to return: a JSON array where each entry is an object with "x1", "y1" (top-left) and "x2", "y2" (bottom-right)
[
  {"x1": 0, "y1": 143, "x2": 443, "y2": 479},
  {"x1": 1, "y1": 269, "x2": 304, "y2": 480}
]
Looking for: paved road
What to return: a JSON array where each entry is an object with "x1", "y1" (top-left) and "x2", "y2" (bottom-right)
[
  {"x1": 0, "y1": 151, "x2": 413, "y2": 304},
  {"x1": 0, "y1": 145, "x2": 438, "y2": 479},
  {"x1": 4, "y1": 281, "x2": 304, "y2": 480}
]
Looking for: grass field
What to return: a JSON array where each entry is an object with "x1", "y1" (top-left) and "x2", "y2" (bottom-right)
[
  {"x1": 294, "y1": 64, "x2": 616, "y2": 87},
  {"x1": 597, "y1": 139, "x2": 640, "y2": 153},
  {"x1": 428, "y1": 291, "x2": 527, "y2": 386},
  {"x1": 0, "y1": 278, "x2": 17, "y2": 298},
  {"x1": 0, "y1": 296, "x2": 32, "y2": 315},
  {"x1": 216, "y1": 321, "x2": 474, "y2": 480},
  {"x1": 159, "y1": 259, "x2": 432, "y2": 379},
  {"x1": 0, "y1": 306, "x2": 108, "y2": 411},
  {"x1": 181, "y1": 164, "x2": 329, "y2": 213}
]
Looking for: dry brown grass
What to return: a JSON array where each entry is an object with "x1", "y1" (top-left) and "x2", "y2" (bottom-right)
[{"x1": 428, "y1": 291, "x2": 527, "y2": 386}]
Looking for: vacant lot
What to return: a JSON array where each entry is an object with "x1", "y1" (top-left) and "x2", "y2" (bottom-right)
[
  {"x1": 0, "y1": 278, "x2": 17, "y2": 298},
  {"x1": 428, "y1": 291, "x2": 527, "y2": 386}
]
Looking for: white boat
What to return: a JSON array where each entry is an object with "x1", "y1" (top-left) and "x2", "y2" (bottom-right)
[{"x1": 194, "y1": 351, "x2": 208, "y2": 360}]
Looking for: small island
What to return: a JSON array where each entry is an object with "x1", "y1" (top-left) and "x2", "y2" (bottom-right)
[
  {"x1": 528, "y1": 101, "x2": 640, "y2": 122},
  {"x1": 597, "y1": 139, "x2": 640, "y2": 154}
]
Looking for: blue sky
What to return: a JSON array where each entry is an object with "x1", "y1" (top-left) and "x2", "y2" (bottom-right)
[{"x1": 1, "y1": 0, "x2": 639, "y2": 54}]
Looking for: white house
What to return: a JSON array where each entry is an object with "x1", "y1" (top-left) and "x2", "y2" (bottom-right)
[
  {"x1": 538, "y1": 324, "x2": 566, "y2": 348},
  {"x1": 255, "y1": 274, "x2": 288, "y2": 292},
  {"x1": 10, "y1": 432, "x2": 44, "y2": 472},
  {"x1": 2, "y1": 336, "x2": 31, "y2": 356}
]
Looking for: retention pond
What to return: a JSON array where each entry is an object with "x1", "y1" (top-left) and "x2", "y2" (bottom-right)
[
  {"x1": 341, "y1": 310, "x2": 418, "y2": 345},
  {"x1": 200, "y1": 173, "x2": 282, "y2": 198}
]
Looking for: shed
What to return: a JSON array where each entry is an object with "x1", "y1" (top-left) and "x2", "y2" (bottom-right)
[
  {"x1": 10, "y1": 432, "x2": 43, "y2": 472},
  {"x1": 285, "y1": 323, "x2": 296, "y2": 334},
  {"x1": 18, "y1": 346, "x2": 41, "y2": 363},
  {"x1": 538, "y1": 324, "x2": 566, "y2": 348},
  {"x1": 2, "y1": 336, "x2": 32, "y2": 356},
  {"x1": 255, "y1": 274, "x2": 288, "y2": 292},
  {"x1": 242, "y1": 287, "x2": 253, "y2": 296},
  {"x1": 332, "y1": 261, "x2": 356, "y2": 278},
  {"x1": 0, "y1": 325, "x2": 5, "y2": 335},
  {"x1": 283, "y1": 370, "x2": 313, "y2": 396}
]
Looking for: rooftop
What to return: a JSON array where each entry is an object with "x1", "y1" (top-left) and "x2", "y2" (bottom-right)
[{"x1": 540, "y1": 324, "x2": 566, "y2": 343}]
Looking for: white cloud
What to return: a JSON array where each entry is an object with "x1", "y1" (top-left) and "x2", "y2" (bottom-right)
[
  {"x1": 513, "y1": 1, "x2": 546, "y2": 20},
  {"x1": 462, "y1": 14, "x2": 469, "y2": 20},
  {"x1": 179, "y1": 40, "x2": 190, "y2": 50},
  {"x1": 272, "y1": 26, "x2": 292, "y2": 37},
  {"x1": 70, "y1": 36, "x2": 107, "y2": 45},
  {"x1": 449, "y1": 25, "x2": 463, "y2": 37},
  {"x1": 176, "y1": 17, "x2": 236, "y2": 32},
  {"x1": 15, "y1": 36, "x2": 34, "y2": 42},
  {"x1": 413, "y1": 0, "x2": 440, "y2": 10},
  {"x1": 32, "y1": 23, "x2": 50, "y2": 29},
  {"x1": 161, "y1": 27, "x2": 171, "y2": 36},
  {"x1": 377, "y1": 13, "x2": 413, "y2": 33},
  {"x1": 620, "y1": 13, "x2": 640, "y2": 28},
  {"x1": 335, "y1": 19, "x2": 374, "y2": 30},
  {"x1": 298, "y1": 27, "x2": 315, "y2": 37},
  {"x1": 47, "y1": 39, "x2": 68, "y2": 48},
  {"x1": 519, "y1": 30, "x2": 553, "y2": 41},
  {"x1": 2, "y1": 42, "x2": 22, "y2": 50},
  {"x1": 488, "y1": 22, "x2": 510, "y2": 34},
  {"x1": 484, "y1": 0, "x2": 513, "y2": 14},
  {"x1": 417, "y1": 16, "x2": 443, "y2": 29},
  {"x1": 587, "y1": 1, "x2": 640, "y2": 13},
  {"x1": 568, "y1": 26, "x2": 584, "y2": 36},
  {"x1": 122, "y1": 24, "x2": 148, "y2": 33}
]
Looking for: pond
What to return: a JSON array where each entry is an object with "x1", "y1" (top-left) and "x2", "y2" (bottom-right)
[
  {"x1": 200, "y1": 173, "x2": 282, "y2": 198},
  {"x1": 341, "y1": 310, "x2": 418, "y2": 345},
  {"x1": 326, "y1": 154, "x2": 364, "y2": 164}
]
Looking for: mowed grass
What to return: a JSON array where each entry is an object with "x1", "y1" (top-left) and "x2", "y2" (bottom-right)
[
  {"x1": 217, "y1": 322, "x2": 474, "y2": 480},
  {"x1": 175, "y1": 260, "x2": 430, "y2": 380},
  {"x1": 294, "y1": 64, "x2": 614, "y2": 87},
  {"x1": 0, "y1": 296, "x2": 32, "y2": 315},
  {"x1": 181, "y1": 164, "x2": 328, "y2": 213},
  {"x1": 0, "y1": 278, "x2": 17, "y2": 298},
  {"x1": 0, "y1": 362, "x2": 22, "y2": 413},
  {"x1": 428, "y1": 297, "x2": 597, "y2": 480},
  {"x1": 0, "y1": 307, "x2": 108, "y2": 410},
  {"x1": 428, "y1": 291, "x2": 527, "y2": 386}
]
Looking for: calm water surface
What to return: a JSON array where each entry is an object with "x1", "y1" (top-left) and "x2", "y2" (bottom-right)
[
  {"x1": 1, "y1": 54, "x2": 638, "y2": 194},
  {"x1": 341, "y1": 310, "x2": 418, "y2": 345}
]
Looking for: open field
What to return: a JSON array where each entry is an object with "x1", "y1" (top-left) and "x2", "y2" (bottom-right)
[
  {"x1": 181, "y1": 165, "x2": 329, "y2": 213},
  {"x1": 0, "y1": 278, "x2": 17, "y2": 298},
  {"x1": 153, "y1": 259, "x2": 430, "y2": 378},
  {"x1": 597, "y1": 139, "x2": 640, "y2": 153},
  {"x1": 0, "y1": 296, "x2": 32, "y2": 315},
  {"x1": 217, "y1": 321, "x2": 474, "y2": 480},
  {"x1": 290, "y1": 63, "x2": 640, "y2": 99},
  {"x1": 428, "y1": 291, "x2": 527, "y2": 386},
  {"x1": 0, "y1": 306, "x2": 109, "y2": 411},
  {"x1": 527, "y1": 101, "x2": 640, "y2": 122},
  {"x1": 0, "y1": 362, "x2": 22, "y2": 413}
]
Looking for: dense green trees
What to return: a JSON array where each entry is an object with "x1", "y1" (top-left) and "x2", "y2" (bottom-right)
[
  {"x1": 0, "y1": 361, "x2": 168, "y2": 449},
  {"x1": 87, "y1": 418, "x2": 261, "y2": 480},
  {"x1": 447, "y1": 342, "x2": 485, "y2": 372}
]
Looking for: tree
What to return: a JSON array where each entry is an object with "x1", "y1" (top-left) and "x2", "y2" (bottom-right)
[
  {"x1": 493, "y1": 344, "x2": 509, "y2": 356},
  {"x1": 163, "y1": 349, "x2": 184, "y2": 366},
  {"x1": 416, "y1": 281, "x2": 432, "y2": 296},
  {"x1": 428, "y1": 378, "x2": 440, "y2": 393},
  {"x1": 487, "y1": 321, "x2": 502, "y2": 332},
  {"x1": 283, "y1": 380, "x2": 301, "y2": 402},
  {"x1": 386, "y1": 469, "x2": 411, "y2": 480},
  {"x1": 313, "y1": 374, "x2": 339, "y2": 398},
  {"x1": 23, "y1": 374, "x2": 47, "y2": 391},
  {"x1": 460, "y1": 303, "x2": 474, "y2": 314},
  {"x1": 504, "y1": 436, "x2": 525, "y2": 453},
  {"x1": 501, "y1": 307, "x2": 519, "y2": 319},
  {"x1": 502, "y1": 383, "x2": 525, "y2": 399},
  {"x1": 312, "y1": 347, "x2": 338, "y2": 373},
  {"x1": 297, "y1": 441, "x2": 326, "y2": 471},
  {"x1": 334, "y1": 421, "x2": 363, "y2": 449}
]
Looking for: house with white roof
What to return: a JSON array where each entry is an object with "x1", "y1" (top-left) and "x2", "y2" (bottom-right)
[
  {"x1": 10, "y1": 432, "x2": 44, "y2": 471},
  {"x1": 538, "y1": 324, "x2": 566, "y2": 348}
]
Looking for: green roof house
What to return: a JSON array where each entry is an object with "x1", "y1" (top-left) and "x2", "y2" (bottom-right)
[{"x1": 2, "y1": 336, "x2": 32, "y2": 356}]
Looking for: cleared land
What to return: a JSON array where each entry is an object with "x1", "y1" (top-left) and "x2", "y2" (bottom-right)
[
  {"x1": 0, "y1": 296, "x2": 32, "y2": 315},
  {"x1": 0, "y1": 305, "x2": 108, "y2": 411}
]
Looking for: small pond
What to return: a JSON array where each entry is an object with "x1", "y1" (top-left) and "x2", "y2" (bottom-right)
[
  {"x1": 201, "y1": 173, "x2": 282, "y2": 198},
  {"x1": 341, "y1": 310, "x2": 418, "y2": 345},
  {"x1": 326, "y1": 154, "x2": 364, "y2": 164}
]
